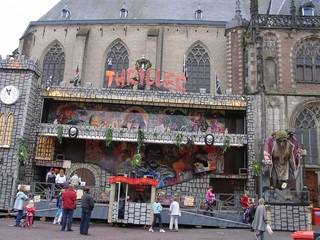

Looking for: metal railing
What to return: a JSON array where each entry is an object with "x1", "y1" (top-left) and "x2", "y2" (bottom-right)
[
  {"x1": 39, "y1": 123, "x2": 248, "y2": 146},
  {"x1": 158, "y1": 190, "x2": 243, "y2": 216},
  {"x1": 28, "y1": 182, "x2": 110, "y2": 203}
]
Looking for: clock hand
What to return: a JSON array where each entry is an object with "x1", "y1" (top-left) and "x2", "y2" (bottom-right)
[{"x1": 6, "y1": 88, "x2": 11, "y2": 96}]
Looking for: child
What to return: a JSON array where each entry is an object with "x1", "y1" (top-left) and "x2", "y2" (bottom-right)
[
  {"x1": 169, "y1": 196, "x2": 180, "y2": 232},
  {"x1": 53, "y1": 189, "x2": 63, "y2": 224},
  {"x1": 149, "y1": 197, "x2": 165, "y2": 233},
  {"x1": 24, "y1": 200, "x2": 36, "y2": 227}
]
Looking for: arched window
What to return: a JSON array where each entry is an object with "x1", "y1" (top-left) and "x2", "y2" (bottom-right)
[
  {"x1": 104, "y1": 41, "x2": 129, "y2": 88},
  {"x1": 295, "y1": 39, "x2": 320, "y2": 83},
  {"x1": 264, "y1": 59, "x2": 277, "y2": 88},
  {"x1": 0, "y1": 113, "x2": 14, "y2": 148},
  {"x1": 186, "y1": 44, "x2": 210, "y2": 93},
  {"x1": 42, "y1": 42, "x2": 65, "y2": 86},
  {"x1": 263, "y1": 33, "x2": 278, "y2": 89},
  {"x1": 294, "y1": 103, "x2": 320, "y2": 165}
]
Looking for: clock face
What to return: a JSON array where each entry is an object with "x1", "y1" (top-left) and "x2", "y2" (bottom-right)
[{"x1": 0, "y1": 85, "x2": 20, "y2": 105}]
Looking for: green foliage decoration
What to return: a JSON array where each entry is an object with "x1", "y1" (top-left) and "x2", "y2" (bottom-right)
[
  {"x1": 223, "y1": 135, "x2": 231, "y2": 153},
  {"x1": 252, "y1": 160, "x2": 263, "y2": 177},
  {"x1": 17, "y1": 138, "x2": 28, "y2": 163},
  {"x1": 175, "y1": 133, "x2": 183, "y2": 148},
  {"x1": 56, "y1": 125, "x2": 63, "y2": 144},
  {"x1": 104, "y1": 127, "x2": 113, "y2": 147},
  {"x1": 131, "y1": 153, "x2": 142, "y2": 168}
]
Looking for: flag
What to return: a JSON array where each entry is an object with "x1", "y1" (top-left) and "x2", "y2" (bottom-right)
[
  {"x1": 70, "y1": 66, "x2": 80, "y2": 86},
  {"x1": 216, "y1": 74, "x2": 222, "y2": 94},
  {"x1": 183, "y1": 54, "x2": 188, "y2": 81}
]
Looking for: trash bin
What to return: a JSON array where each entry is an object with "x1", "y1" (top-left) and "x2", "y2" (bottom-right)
[
  {"x1": 291, "y1": 231, "x2": 314, "y2": 240},
  {"x1": 314, "y1": 232, "x2": 320, "y2": 240},
  {"x1": 313, "y1": 208, "x2": 320, "y2": 225}
]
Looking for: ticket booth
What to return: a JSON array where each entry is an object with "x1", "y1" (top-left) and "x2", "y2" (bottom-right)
[{"x1": 107, "y1": 176, "x2": 158, "y2": 225}]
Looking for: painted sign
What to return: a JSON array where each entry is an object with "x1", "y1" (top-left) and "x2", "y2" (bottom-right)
[{"x1": 105, "y1": 68, "x2": 187, "y2": 92}]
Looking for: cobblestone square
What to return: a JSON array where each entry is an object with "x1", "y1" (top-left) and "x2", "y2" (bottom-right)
[{"x1": 0, "y1": 218, "x2": 292, "y2": 240}]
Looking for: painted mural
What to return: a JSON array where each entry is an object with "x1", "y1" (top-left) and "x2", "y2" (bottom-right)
[
  {"x1": 85, "y1": 141, "x2": 224, "y2": 188},
  {"x1": 46, "y1": 102, "x2": 225, "y2": 134}
]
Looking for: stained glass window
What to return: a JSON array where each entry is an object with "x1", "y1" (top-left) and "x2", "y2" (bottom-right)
[
  {"x1": 294, "y1": 103, "x2": 320, "y2": 165},
  {"x1": 295, "y1": 39, "x2": 320, "y2": 83},
  {"x1": 35, "y1": 136, "x2": 54, "y2": 161},
  {"x1": 0, "y1": 113, "x2": 14, "y2": 148},
  {"x1": 42, "y1": 43, "x2": 65, "y2": 86},
  {"x1": 186, "y1": 44, "x2": 210, "y2": 93}
]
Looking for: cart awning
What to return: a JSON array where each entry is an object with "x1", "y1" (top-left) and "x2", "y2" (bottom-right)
[{"x1": 108, "y1": 176, "x2": 158, "y2": 186}]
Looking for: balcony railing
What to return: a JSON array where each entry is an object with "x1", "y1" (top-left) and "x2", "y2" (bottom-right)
[
  {"x1": 41, "y1": 86, "x2": 247, "y2": 110},
  {"x1": 255, "y1": 14, "x2": 320, "y2": 29},
  {"x1": 39, "y1": 123, "x2": 248, "y2": 146}
]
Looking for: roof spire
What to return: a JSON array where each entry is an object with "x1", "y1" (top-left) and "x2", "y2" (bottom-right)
[
  {"x1": 250, "y1": 0, "x2": 258, "y2": 16},
  {"x1": 235, "y1": 0, "x2": 241, "y2": 16},
  {"x1": 290, "y1": 0, "x2": 296, "y2": 16}
]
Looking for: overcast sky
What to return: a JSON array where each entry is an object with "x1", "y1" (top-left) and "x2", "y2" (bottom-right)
[{"x1": 0, "y1": 0, "x2": 59, "y2": 57}]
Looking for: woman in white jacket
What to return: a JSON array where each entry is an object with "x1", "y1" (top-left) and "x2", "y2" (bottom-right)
[{"x1": 169, "y1": 196, "x2": 180, "y2": 231}]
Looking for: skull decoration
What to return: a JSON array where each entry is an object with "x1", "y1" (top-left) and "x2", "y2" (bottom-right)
[
  {"x1": 204, "y1": 134, "x2": 214, "y2": 146},
  {"x1": 68, "y1": 127, "x2": 79, "y2": 138}
]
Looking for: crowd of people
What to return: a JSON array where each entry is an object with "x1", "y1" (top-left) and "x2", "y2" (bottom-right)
[
  {"x1": 12, "y1": 180, "x2": 269, "y2": 238},
  {"x1": 46, "y1": 168, "x2": 81, "y2": 189}
]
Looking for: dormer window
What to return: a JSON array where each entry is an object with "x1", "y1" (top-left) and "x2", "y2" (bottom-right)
[
  {"x1": 61, "y1": 5, "x2": 71, "y2": 19},
  {"x1": 195, "y1": 9, "x2": 203, "y2": 20},
  {"x1": 302, "y1": 7, "x2": 314, "y2": 16},
  {"x1": 120, "y1": 8, "x2": 128, "y2": 18}
]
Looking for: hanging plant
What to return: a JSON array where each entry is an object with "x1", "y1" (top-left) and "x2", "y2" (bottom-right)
[
  {"x1": 175, "y1": 133, "x2": 183, "y2": 148},
  {"x1": 17, "y1": 138, "x2": 28, "y2": 163},
  {"x1": 252, "y1": 160, "x2": 263, "y2": 177},
  {"x1": 55, "y1": 125, "x2": 63, "y2": 144},
  {"x1": 222, "y1": 135, "x2": 231, "y2": 153},
  {"x1": 104, "y1": 127, "x2": 113, "y2": 147},
  {"x1": 131, "y1": 153, "x2": 142, "y2": 168},
  {"x1": 137, "y1": 129, "x2": 145, "y2": 151}
]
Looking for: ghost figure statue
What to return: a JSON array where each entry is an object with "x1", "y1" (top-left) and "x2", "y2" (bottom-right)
[{"x1": 263, "y1": 130, "x2": 302, "y2": 192}]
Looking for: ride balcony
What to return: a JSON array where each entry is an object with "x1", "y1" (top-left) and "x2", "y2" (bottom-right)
[
  {"x1": 39, "y1": 84, "x2": 248, "y2": 146},
  {"x1": 253, "y1": 14, "x2": 320, "y2": 29}
]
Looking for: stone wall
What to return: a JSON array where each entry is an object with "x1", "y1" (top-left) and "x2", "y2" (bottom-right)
[
  {"x1": 268, "y1": 204, "x2": 311, "y2": 231},
  {"x1": 0, "y1": 56, "x2": 40, "y2": 209},
  {"x1": 160, "y1": 174, "x2": 210, "y2": 198}
]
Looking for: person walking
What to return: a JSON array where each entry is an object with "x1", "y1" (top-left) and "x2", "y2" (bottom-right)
[
  {"x1": 149, "y1": 197, "x2": 165, "y2": 233},
  {"x1": 205, "y1": 186, "x2": 216, "y2": 215},
  {"x1": 61, "y1": 185, "x2": 77, "y2": 232},
  {"x1": 169, "y1": 196, "x2": 180, "y2": 232},
  {"x1": 80, "y1": 188, "x2": 95, "y2": 235},
  {"x1": 252, "y1": 198, "x2": 267, "y2": 240},
  {"x1": 13, "y1": 186, "x2": 29, "y2": 227}
]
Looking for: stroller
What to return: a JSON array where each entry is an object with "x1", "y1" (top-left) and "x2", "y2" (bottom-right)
[{"x1": 22, "y1": 201, "x2": 36, "y2": 228}]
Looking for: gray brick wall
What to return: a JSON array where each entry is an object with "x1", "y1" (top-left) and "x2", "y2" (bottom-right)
[{"x1": 0, "y1": 56, "x2": 41, "y2": 209}]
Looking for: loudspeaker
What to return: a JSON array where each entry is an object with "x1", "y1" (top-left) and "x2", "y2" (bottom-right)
[{"x1": 239, "y1": 168, "x2": 248, "y2": 175}]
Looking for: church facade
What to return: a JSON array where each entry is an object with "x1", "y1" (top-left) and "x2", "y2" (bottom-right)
[{"x1": 0, "y1": 0, "x2": 319, "y2": 220}]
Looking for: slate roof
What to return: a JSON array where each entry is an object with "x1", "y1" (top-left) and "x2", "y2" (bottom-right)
[
  {"x1": 38, "y1": 0, "x2": 252, "y2": 23},
  {"x1": 278, "y1": 0, "x2": 320, "y2": 15}
]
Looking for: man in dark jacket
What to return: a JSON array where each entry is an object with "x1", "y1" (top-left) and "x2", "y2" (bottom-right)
[
  {"x1": 80, "y1": 187, "x2": 95, "y2": 235},
  {"x1": 61, "y1": 185, "x2": 77, "y2": 231}
]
